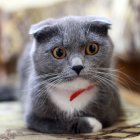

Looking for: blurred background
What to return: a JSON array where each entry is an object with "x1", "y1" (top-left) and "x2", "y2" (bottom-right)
[{"x1": 0, "y1": 0, "x2": 140, "y2": 94}]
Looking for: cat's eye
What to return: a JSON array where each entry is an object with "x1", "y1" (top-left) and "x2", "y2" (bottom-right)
[
  {"x1": 52, "y1": 47, "x2": 66, "y2": 59},
  {"x1": 85, "y1": 43, "x2": 100, "y2": 55}
]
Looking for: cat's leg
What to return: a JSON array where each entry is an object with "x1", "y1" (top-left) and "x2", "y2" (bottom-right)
[
  {"x1": 26, "y1": 113, "x2": 68, "y2": 134},
  {"x1": 26, "y1": 114, "x2": 102, "y2": 134}
]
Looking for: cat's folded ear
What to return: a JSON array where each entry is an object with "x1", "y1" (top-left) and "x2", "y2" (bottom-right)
[
  {"x1": 86, "y1": 16, "x2": 112, "y2": 35},
  {"x1": 29, "y1": 18, "x2": 56, "y2": 35},
  {"x1": 29, "y1": 19, "x2": 58, "y2": 43}
]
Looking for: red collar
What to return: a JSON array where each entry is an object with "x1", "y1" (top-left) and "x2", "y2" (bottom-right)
[{"x1": 70, "y1": 83, "x2": 96, "y2": 101}]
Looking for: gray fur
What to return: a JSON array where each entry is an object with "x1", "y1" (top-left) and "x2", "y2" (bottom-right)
[{"x1": 18, "y1": 16, "x2": 122, "y2": 134}]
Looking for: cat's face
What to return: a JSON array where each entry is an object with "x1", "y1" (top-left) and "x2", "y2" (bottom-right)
[{"x1": 30, "y1": 16, "x2": 113, "y2": 83}]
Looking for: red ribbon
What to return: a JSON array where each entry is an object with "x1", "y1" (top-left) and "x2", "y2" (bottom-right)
[{"x1": 69, "y1": 83, "x2": 96, "y2": 101}]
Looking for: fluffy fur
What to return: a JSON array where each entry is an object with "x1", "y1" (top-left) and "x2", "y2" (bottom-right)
[{"x1": 18, "y1": 16, "x2": 122, "y2": 134}]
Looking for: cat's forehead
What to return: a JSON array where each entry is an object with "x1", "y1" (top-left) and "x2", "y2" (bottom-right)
[
  {"x1": 58, "y1": 17, "x2": 86, "y2": 45},
  {"x1": 59, "y1": 19, "x2": 79, "y2": 32}
]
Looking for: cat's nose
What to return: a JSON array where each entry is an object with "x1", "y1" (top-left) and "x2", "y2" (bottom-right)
[{"x1": 72, "y1": 65, "x2": 84, "y2": 75}]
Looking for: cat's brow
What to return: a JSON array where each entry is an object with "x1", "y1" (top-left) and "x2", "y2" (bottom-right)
[{"x1": 43, "y1": 37, "x2": 63, "y2": 50}]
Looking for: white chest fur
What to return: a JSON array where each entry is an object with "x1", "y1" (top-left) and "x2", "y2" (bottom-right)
[{"x1": 48, "y1": 78, "x2": 97, "y2": 115}]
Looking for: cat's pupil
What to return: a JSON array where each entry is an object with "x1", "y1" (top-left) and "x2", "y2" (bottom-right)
[
  {"x1": 89, "y1": 45, "x2": 96, "y2": 53},
  {"x1": 56, "y1": 48, "x2": 63, "y2": 57}
]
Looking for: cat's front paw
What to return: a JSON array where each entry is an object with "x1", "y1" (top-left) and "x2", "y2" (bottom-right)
[
  {"x1": 86, "y1": 117, "x2": 102, "y2": 132},
  {"x1": 71, "y1": 117, "x2": 102, "y2": 133}
]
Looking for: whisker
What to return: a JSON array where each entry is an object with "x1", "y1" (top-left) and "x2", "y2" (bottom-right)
[
  {"x1": 87, "y1": 70, "x2": 117, "y2": 90},
  {"x1": 89, "y1": 69, "x2": 134, "y2": 94},
  {"x1": 21, "y1": 75, "x2": 60, "y2": 92},
  {"x1": 93, "y1": 67, "x2": 140, "y2": 86}
]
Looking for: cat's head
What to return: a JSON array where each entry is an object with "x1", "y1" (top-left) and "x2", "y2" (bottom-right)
[{"x1": 29, "y1": 16, "x2": 113, "y2": 82}]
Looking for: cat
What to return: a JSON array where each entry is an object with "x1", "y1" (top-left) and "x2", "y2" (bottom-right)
[{"x1": 17, "y1": 16, "x2": 122, "y2": 134}]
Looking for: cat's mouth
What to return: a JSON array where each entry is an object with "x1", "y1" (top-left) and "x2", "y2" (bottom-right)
[{"x1": 64, "y1": 74, "x2": 89, "y2": 82}]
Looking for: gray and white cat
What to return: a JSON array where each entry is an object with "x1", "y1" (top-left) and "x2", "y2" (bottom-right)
[{"x1": 18, "y1": 16, "x2": 122, "y2": 134}]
